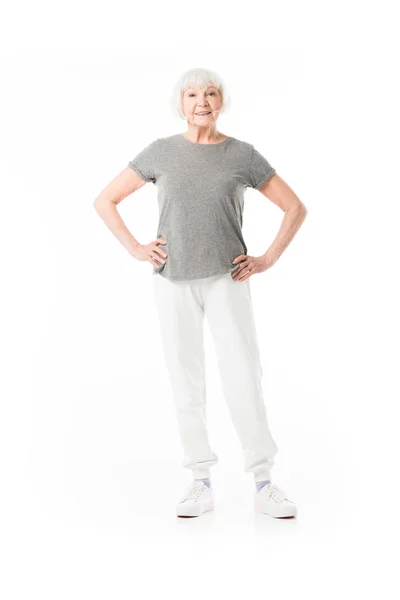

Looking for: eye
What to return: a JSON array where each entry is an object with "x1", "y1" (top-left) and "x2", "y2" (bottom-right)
[{"x1": 187, "y1": 91, "x2": 216, "y2": 97}]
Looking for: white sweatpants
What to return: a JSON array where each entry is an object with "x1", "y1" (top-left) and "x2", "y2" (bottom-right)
[{"x1": 152, "y1": 271, "x2": 278, "y2": 482}]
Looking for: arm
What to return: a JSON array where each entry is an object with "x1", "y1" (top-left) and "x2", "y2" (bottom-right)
[
  {"x1": 232, "y1": 173, "x2": 307, "y2": 281},
  {"x1": 257, "y1": 173, "x2": 308, "y2": 266},
  {"x1": 93, "y1": 168, "x2": 167, "y2": 266}
]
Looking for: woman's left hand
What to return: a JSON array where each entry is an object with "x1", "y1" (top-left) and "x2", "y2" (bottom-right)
[{"x1": 231, "y1": 254, "x2": 275, "y2": 282}]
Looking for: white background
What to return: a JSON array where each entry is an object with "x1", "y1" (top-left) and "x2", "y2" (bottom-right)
[{"x1": 1, "y1": 0, "x2": 399, "y2": 597}]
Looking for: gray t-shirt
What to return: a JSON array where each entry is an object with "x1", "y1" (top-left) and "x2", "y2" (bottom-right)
[{"x1": 127, "y1": 134, "x2": 276, "y2": 281}]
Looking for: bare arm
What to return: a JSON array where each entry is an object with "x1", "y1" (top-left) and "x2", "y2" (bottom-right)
[
  {"x1": 93, "y1": 168, "x2": 167, "y2": 267},
  {"x1": 258, "y1": 173, "x2": 308, "y2": 266},
  {"x1": 232, "y1": 173, "x2": 308, "y2": 281}
]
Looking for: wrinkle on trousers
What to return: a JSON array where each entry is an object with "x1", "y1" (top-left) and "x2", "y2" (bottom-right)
[{"x1": 152, "y1": 271, "x2": 278, "y2": 482}]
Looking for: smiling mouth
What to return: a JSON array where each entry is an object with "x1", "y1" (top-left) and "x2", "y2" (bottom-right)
[{"x1": 196, "y1": 112, "x2": 211, "y2": 115}]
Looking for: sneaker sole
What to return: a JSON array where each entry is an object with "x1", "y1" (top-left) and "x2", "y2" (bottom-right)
[
  {"x1": 254, "y1": 500, "x2": 297, "y2": 518},
  {"x1": 176, "y1": 500, "x2": 214, "y2": 518}
]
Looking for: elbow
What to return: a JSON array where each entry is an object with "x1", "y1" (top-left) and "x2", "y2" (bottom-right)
[
  {"x1": 94, "y1": 195, "x2": 119, "y2": 211},
  {"x1": 299, "y1": 202, "x2": 308, "y2": 218},
  {"x1": 93, "y1": 196, "x2": 110, "y2": 212}
]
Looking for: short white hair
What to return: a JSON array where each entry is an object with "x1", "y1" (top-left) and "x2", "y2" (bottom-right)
[{"x1": 170, "y1": 67, "x2": 231, "y2": 120}]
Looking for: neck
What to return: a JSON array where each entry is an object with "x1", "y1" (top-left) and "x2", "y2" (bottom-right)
[{"x1": 184, "y1": 124, "x2": 225, "y2": 144}]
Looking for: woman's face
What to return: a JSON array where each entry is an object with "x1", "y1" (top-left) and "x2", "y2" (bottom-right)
[{"x1": 181, "y1": 85, "x2": 222, "y2": 125}]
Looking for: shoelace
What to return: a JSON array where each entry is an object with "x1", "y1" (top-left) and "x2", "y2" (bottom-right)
[
  {"x1": 179, "y1": 481, "x2": 208, "y2": 503},
  {"x1": 261, "y1": 484, "x2": 286, "y2": 503}
]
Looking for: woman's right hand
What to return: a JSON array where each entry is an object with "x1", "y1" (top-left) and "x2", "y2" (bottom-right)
[{"x1": 134, "y1": 237, "x2": 168, "y2": 268}]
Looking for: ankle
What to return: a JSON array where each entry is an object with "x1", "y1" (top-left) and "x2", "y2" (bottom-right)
[
  {"x1": 255, "y1": 480, "x2": 271, "y2": 493},
  {"x1": 195, "y1": 477, "x2": 211, "y2": 489}
]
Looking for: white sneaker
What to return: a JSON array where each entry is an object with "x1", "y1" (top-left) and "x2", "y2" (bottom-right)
[
  {"x1": 254, "y1": 483, "x2": 297, "y2": 518},
  {"x1": 176, "y1": 480, "x2": 214, "y2": 518}
]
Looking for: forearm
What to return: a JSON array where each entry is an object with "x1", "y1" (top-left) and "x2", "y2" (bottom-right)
[
  {"x1": 263, "y1": 204, "x2": 307, "y2": 264},
  {"x1": 93, "y1": 198, "x2": 140, "y2": 258}
]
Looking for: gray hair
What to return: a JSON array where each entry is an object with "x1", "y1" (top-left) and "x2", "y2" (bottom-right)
[{"x1": 170, "y1": 67, "x2": 231, "y2": 120}]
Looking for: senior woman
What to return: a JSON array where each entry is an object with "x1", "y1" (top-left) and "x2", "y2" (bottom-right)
[{"x1": 94, "y1": 68, "x2": 307, "y2": 519}]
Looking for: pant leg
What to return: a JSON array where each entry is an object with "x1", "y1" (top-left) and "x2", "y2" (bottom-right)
[
  {"x1": 201, "y1": 273, "x2": 278, "y2": 482},
  {"x1": 152, "y1": 273, "x2": 218, "y2": 479}
]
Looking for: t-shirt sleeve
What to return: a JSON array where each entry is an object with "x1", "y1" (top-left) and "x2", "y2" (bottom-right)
[
  {"x1": 245, "y1": 145, "x2": 276, "y2": 189},
  {"x1": 127, "y1": 139, "x2": 159, "y2": 184}
]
